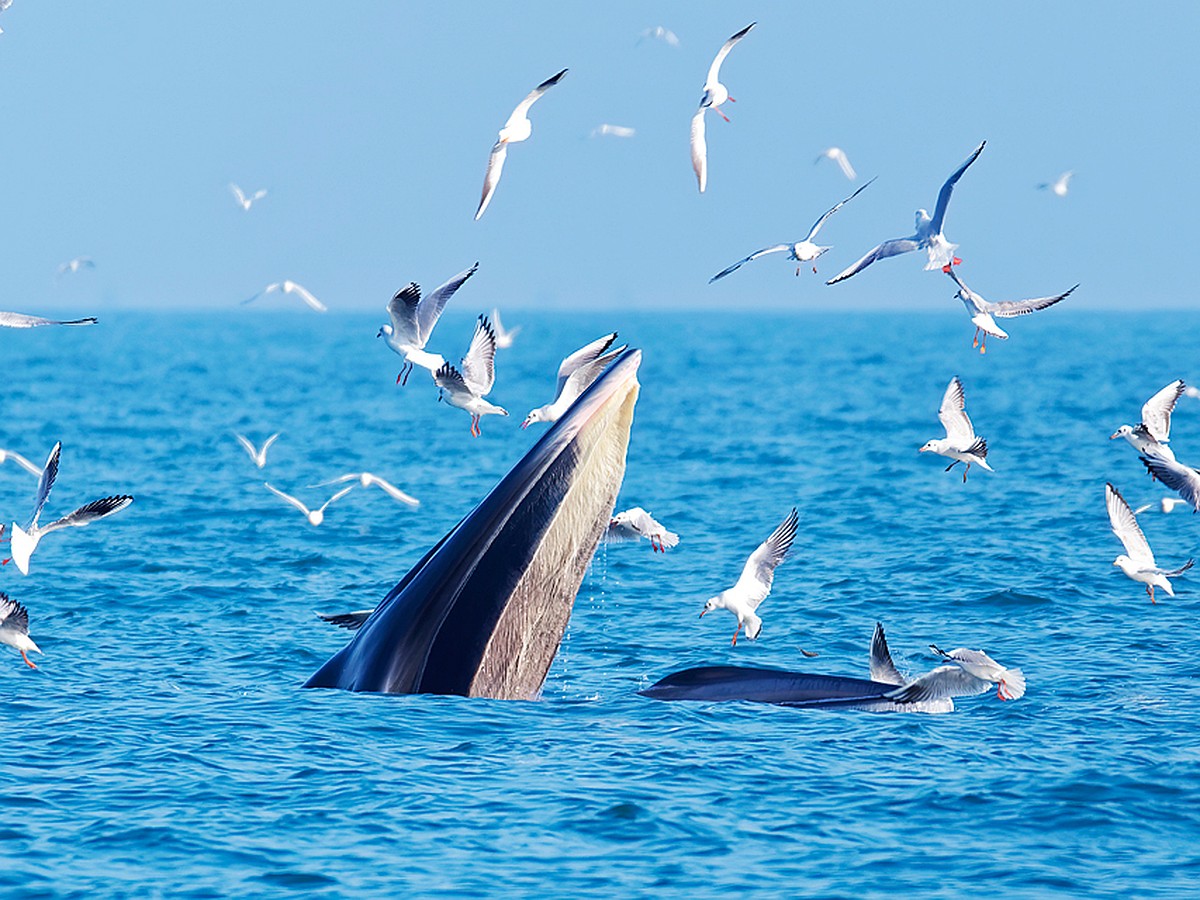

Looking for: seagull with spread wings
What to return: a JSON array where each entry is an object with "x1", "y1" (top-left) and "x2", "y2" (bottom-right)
[
  {"x1": 944, "y1": 267, "x2": 1078, "y2": 354},
  {"x1": 1105, "y1": 482, "x2": 1193, "y2": 603},
  {"x1": 229, "y1": 183, "x2": 267, "y2": 211},
  {"x1": 521, "y1": 332, "x2": 625, "y2": 428},
  {"x1": 815, "y1": 146, "x2": 857, "y2": 181},
  {"x1": 690, "y1": 22, "x2": 755, "y2": 193},
  {"x1": 242, "y1": 280, "x2": 327, "y2": 313},
  {"x1": 434, "y1": 315, "x2": 507, "y2": 437},
  {"x1": 378, "y1": 263, "x2": 479, "y2": 385},
  {"x1": 234, "y1": 433, "x2": 280, "y2": 469},
  {"x1": 607, "y1": 507, "x2": 679, "y2": 552},
  {"x1": 264, "y1": 483, "x2": 353, "y2": 527},
  {"x1": 1111, "y1": 380, "x2": 1185, "y2": 461},
  {"x1": 0, "y1": 594, "x2": 41, "y2": 670},
  {"x1": 920, "y1": 376, "x2": 993, "y2": 481},
  {"x1": 309, "y1": 473, "x2": 419, "y2": 508}
]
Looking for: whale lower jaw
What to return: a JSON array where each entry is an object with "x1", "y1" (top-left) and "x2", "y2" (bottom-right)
[{"x1": 305, "y1": 349, "x2": 642, "y2": 699}]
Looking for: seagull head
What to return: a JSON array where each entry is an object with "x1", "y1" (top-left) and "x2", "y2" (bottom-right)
[
  {"x1": 699, "y1": 596, "x2": 721, "y2": 618},
  {"x1": 377, "y1": 324, "x2": 392, "y2": 339},
  {"x1": 918, "y1": 440, "x2": 937, "y2": 453},
  {"x1": 915, "y1": 209, "x2": 932, "y2": 228},
  {"x1": 1110, "y1": 425, "x2": 1133, "y2": 440},
  {"x1": 521, "y1": 408, "x2": 547, "y2": 430}
]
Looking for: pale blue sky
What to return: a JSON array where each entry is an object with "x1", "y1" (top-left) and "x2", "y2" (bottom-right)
[{"x1": 1, "y1": 2, "x2": 1195, "y2": 312}]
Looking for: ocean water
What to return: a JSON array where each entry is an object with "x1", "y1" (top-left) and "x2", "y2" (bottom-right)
[{"x1": 2, "y1": 309, "x2": 1199, "y2": 898}]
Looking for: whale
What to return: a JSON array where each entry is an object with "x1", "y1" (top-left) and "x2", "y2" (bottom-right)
[
  {"x1": 305, "y1": 348, "x2": 642, "y2": 699},
  {"x1": 638, "y1": 623, "x2": 1001, "y2": 713}
]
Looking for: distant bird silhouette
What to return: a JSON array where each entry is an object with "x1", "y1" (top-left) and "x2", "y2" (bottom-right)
[
  {"x1": 234, "y1": 433, "x2": 280, "y2": 469},
  {"x1": 815, "y1": 146, "x2": 857, "y2": 181},
  {"x1": 1037, "y1": 171, "x2": 1073, "y2": 197},
  {"x1": 242, "y1": 280, "x2": 327, "y2": 313},
  {"x1": 229, "y1": 182, "x2": 268, "y2": 211}
]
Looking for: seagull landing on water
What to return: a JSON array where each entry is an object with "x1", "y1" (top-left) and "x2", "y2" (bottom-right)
[
  {"x1": 0, "y1": 594, "x2": 40, "y2": 670},
  {"x1": 379, "y1": 263, "x2": 478, "y2": 385},
  {"x1": 234, "y1": 433, "x2": 279, "y2": 469},
  {"x1": 0, "y1": 310, "x2": 97, "y2": 328},
  {"x1": 607, "y1": 507, "x2": 679, "y2": 552},
  {"x1": 242, "y1": 280, "x2": 327, "y2": 313},
  {"x1": 264, "y1": 483, "x2": 353, "y2": 527},
  {"x1": 490, "y1": 308, "x2": 520, "y2": 349},
  {"x1": 1111, "y1": 380, "x2": 1185, "y2": 461},
  {"x1": 1106, "y1": 482, "x2": 1193, "y2": 603},
  {"x1": 0, "y1": 448, "x2": 42, "y2": 477},
  {"x1": 928, "y1": 645, "x2": 1027, "y2": 701},
  {"x1": 56, "y1": 257, "x2": 95, "y2": 278},
  {"x1": 522, "y1": 332, "x2": 624, "y2": 428},
  {"x1": 710, "y1": 179, "x2": 875, "y2": 282},
  {"x1": 229, "y1": 183, "x2": 267, "y2": 211},
  {"x1": 434, "y1": 316, "x2": 507, "y2": 437},
  {"x1": 475, "y1": 69, "x2": 568, "y2": 221},
  {"x1": 309, "y1": 473, "x2": 419, "y2": 508},
  {"x1": 690, "y1": 22, "x2": 755, "y2": 193},
  {"x1": 815, "y1": 146, "x2": 857, "y2": 181},
  {"x1": 700, "y1": 507, "x2": 798, "y2": 646},
  {"x1": 827, "y1": 141, "x2": 985, "y2": 284},
  {"x1": 920, "y1": 376, "x2": 993, "y2": 482},
  {"x1": 5, "y1": 442, "x2": 133, "y2": 576},
  {"x1": 1037, "y1": 171, "x2": 1073, "y2": 197},
  {"x1": 943, "y1": 267, "x2": 1077, "y2": 354}
]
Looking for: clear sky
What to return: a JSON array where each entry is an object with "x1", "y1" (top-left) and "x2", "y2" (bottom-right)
[{"x1": 1, "y1": 2, "x2": 1195, "y2": 313}]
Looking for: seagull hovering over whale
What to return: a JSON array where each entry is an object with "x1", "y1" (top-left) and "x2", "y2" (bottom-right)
[
  {"x1": 242, "y1": 280, "x2": 327, "y2": 313},
  {"x1": 378, "y1": 263, "x2": 479, "y2": 385},
  {"x1": 1110, "y1": 380, "x2": 1185, "y2": 462},
  {"x1": 522, "y1": 332, "x2": 625, "y2": 428},
  {"x1": 229, "y1": 183, "x2": 267, "y2": 211},
  {"x1": 5, "y1": 442, "x2": 134, "y2": 575},
  {"x1": 0, "y1": 593, "x2": 41, "y2": 670},
  {"x1": 234, "y1": 433, "x2": 279, "y2": 469},
  {"x1": 920, "y1": 376, "x2": 993, "y2": 482},
  {"x1": 475, "y1": 68, "x2": 568, "y2": 221},
  {"x1": 700, "y1": 507, "x2": 798, "y2": 646},
  {"x1": 607, "y1": 507, "x2": 679, "y2": 552},
  {"x1": 815, "y1": 146, "x2": 857, "y2": 181},
  {"x1": 710, "y1": 178, "x2": 875, "y2": 281},
  {"x1": 264, "y1": 483, "x2": 353, "y2": 527},
  {"x1": 826, "y1": 141, "x2": 985, "y2": 284},
  {"x1": 1105, "y1": 482, "x2": 1193, "y2": 602},
  {"x1": 944, "y1": 267, "x2": 1078, "y2": 354},
  {"x1": 928, "y1": 644, "x2": 1026, "y2": 701},
  {"x1": 309, "y1": 472, "x2": 419, "y2": 508},
  {"x1": 434, "y1": 315, "x2": 507, "y2": 437},
  {"x1": 690, "y1": 22, "x2": 755, "y2": 193},
  {"x1": 0, "y1": 310, "x2": 97, "y2": 328}
]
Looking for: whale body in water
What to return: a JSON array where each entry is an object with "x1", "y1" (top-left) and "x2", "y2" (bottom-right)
[{"x1": 305, "y1": 349, "x2": 642, "y2": 699}]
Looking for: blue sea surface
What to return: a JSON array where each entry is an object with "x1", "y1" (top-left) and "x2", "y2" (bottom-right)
[{"x1": 2, "y1": 309, "x2": 1199, "y2": 898}]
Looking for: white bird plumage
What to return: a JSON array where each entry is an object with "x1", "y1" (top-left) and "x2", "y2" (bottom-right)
[
  {"x1": 607, "y1": 507, "x2": 679, "y2": 552},
  {"x1": 310, "y1": 473, "x2": 419, "y2": 508},
  {"x1": 264, "y1": 482, "x2": 354, "y2": 527},
  {"x1": 522, "y1": 332, "x2": 624, "y2": 428},
  {"x1": 590, "y1": 124, "x2": 636, "y2": 139},
  {"x1": 1134, "y1": 497, "x2": 1190, "y2": 515},
  {"x1": 379, "y1": 263, "x2": 479, "y2": 385},
  {"x1": 1105, "y1": 482, "x2": 1193, "y2": 603},
  {"x1": 0, "y1": 593, "x2": 41, "y2": 670},
  {"x1": 490, "y1": 308, "x2": 521, "y2": 349},
  {"x1": 1111, "y1": 380, "x2": 1185, "y2": 461},
  {"x1": 815, "y1": 146, "x2": 857, "y2": 181},
  {"x1": 827, "y1": 141, "x2": 986, "y2": 284},
  {"x1": 927, "y1": 645, "x2": 1027, "y2": 701},
  {"x1": 56, "y1": 257, "x2": 95, "y2": 278},
  {"x1": 475, "y1": 68, "x2": 568, "y2": 221},
  {"x1": 920, "y1": 376, "x2": 993, "y2": 481},
  {"x1": 243, "y1": 280, "x2": 327, "y2": 313},
  {"x1": 234, "y1": 433, "x2": 280, "y2": 469},
  {"x1": 638, "y1": 25, "x2": 679, "y2": 47},
  {"x1": 700, "y1": 507, "x2": 798, "y2": 645},
  {"x1": 229, "y1": 182, "x2": 268, "y2": 211},
  {"x1": 1138, "y1": 453, "x2": 1200, "y2": 513},
  {"x1": 690, "y1": 22, "x2": 755, "y2": 193},
  {"x1": 434, "y1": 315, "x2": 507, "y2": 437},
  {"x1": 1037, "y1": 171, "x2": 1073, "y2": 197},
  {"x1": 0, "y1": 447, "x2": 43, "y2": 477},
  {"x1": 944, "y1": 267, "x2": 1078, "y2": 354}
]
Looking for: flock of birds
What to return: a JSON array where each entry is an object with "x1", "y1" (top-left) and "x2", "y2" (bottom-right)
[{"x1": 0, "y1": 19, "x2": 1183, "y2": 710}]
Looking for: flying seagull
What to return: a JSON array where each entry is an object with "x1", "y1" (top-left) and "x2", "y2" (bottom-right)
[
  {"x1": 1106, "y1": 482, "x2": 1193, "y2": 602},
  {"x1": 475, "y1": 69, "x2": 568, "y2": 220},
  {"x1": 815, "y1": 146, "x2": 857, "y2": 181},
  {"x1": 638, "y1": 26, "x2": 679, "y2": 47},
  {"x1": 229, "y1": 183, "x2": 268, "y2": 211},
  {"x1": 55, "y1": 257, "x2": 95, "y2": 278},
  {"x1": 690, "y1": 22, "x2": 755, "y2": 193},
  {"x1": 0, "y1": 310, "x2": 97, "y2": 328},
  {"x1": 920, "y1": 376, "x2": 993, "y2": 481},
  {"x1": 944, "y1": 267, "x2": 1077, "y2": 354},
  {"x1": 700, "y1": 507, "x2": 798, "y2": 645},
  {"x1": 522, "y1": 332, "x2": 624, "y2": 428},
  {"x1": 0, "y1": 594, "x2": 41, "y2": 670},
  {"x1": 234, "y1": 433, "x2": 280, "y2": 469},
  {"x1": 242, "y1": 280, "x2": 327, "y2": 313},
  {"x1": 710, "y1": 178, "x2": 875, "y2": 281},
  {"x1": 1138, "y1": 453, "x2": 1200, "y2": 513},
  {"x1": 309, "y1": 472, "x2": 419, "y2": 507},
  {"x1": 1111, "y1": 380, "x2": 1185, "y2": 461},
  {"x1": 264, "y1": 483, "x2": 353, "y2": 527},
  {"x1": 434, "y1": 315, "x2": 507, "y2": 437},
  {"x1": 607, "y1": 507, "x2": 679, "y2": 552},
  {"x1": 928, "y1": 645, "x2": 1027, "y2": 700},
  {"x1": 379, "y1": 263, "x2": 479, "y2": 385},
  {"x1": 826, "y1": 141, "x2": 985, "y2": 284},
  {"x1": 490, "y1": 308, "x2": 520, "y2": 349},
  {"x1": 1037, "y1": 171, "x2": 1073, "y2": 197}
]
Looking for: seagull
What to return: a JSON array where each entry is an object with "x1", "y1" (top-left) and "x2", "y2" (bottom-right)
[
  {"x1": 1138, "y1": 453, "x2": 1200, "y2": 513},
  {"x1": 475, "y1": 68, "x2": 568, "y2": 221},
  {"x1": 6, "y1": 442, "x2": 134, "y2": 576},
  {"x1": 920, "y1": 376, "x2": 993, "y2": 482},
  {"x1": 234, "y1": 433, "x2": 280, "y2": 469},
  {"x1": 379, "y1": 262, "x2": 478, "y2": 385},
  {"x1": 1134, "y1": 497, "x2": 1190, "y2": 515},
  {"x1": 264, "y1": 483, "x2": 354, "y2": 527},
  {"x1": 944, "y1": 267, "x2": 1078, "y2": 354},
  {"x1": 55, "y1": 257, "x2": 95, "y2": 278},
  {"x1": 826, "y1": 141, "x2": 986, "y2": 284},
  {"x1": 928, "y1": 645, "x2": 1027, "y2": 701},
  {"x1": 1111, "y1": 380, "x2": 1185, "y2": 461},
  {"x1": 700, "y1": 507, "x2": 798, "y2": 646},
  {"x1": 229, "y1": 183, "x2": 268, "y2": 211},
  {"x1": 607, "y1": 507, "x2": 679, "y2": 552},
  {"x1": 309, "y1": 473, "x2": 419, "y2": 507},
  {"x1": 0, "y1": 448, "x2": 42, "y2": 477},
  {"x1": 490, "y1": 308, "x2": 520, "y2": 349},
  {"x1": 1186, "y1": 385, "x2": 1200, "y2": 400},
  {"x1": 815, "y1": 146, "x2": 857, "y2": 181},
  {"x1": 638, "y1": 25, "x2": 679, "y2": 47},
  {"x1": 521, "y1": 332, "x2": 624, "y2": 428},
  {"x1": 242, "y1": 280, "x2": 327, "y2": 313},
  {"x1": 434, "y1": 315, "x2": 507, "y2": 437},
  {"x1": 0, "y1": 310, "x2": 97, "y2": 328},
  {"x1": 0, "y1": 594, "x2": 40, "y2": 670},
  {"x1": 690, "y1": 22, "x2": 755, "y2": 194},
  {"x1": 1037, "y1": 171, "x2": 1073, "y2": 197},
  {"x1": 1105, "y1": 482, "x2": 1193, "y2": 603},
  {"x1": 590, "y1": 124, "x2": 636, "y2": 139},
  {"x1": 710, "y1": 179, "x2": 876, "y2": 281}
]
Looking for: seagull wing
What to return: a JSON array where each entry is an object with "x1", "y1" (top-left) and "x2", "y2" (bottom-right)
[
  {"x1": 884, "y1": 665, "x2": 992, "y2": 704},
  {"x1": 461, "y1": 316, "x2": 499, "y2": 396},
  {"x1": 0, "y1": 594, "x2": 30, "y2": 635},
  {"x1": 264, "y1": 483, "x2": 311, "y2": 516},
  {"x1": 869, "y1": 622, "x2": 906, "y2": 686},
  {"x1": 39, "y1": 495, "x2": 133, "y2": 535},
  {"x1": 734, "y1": 507, "x2": 799, "y2": 609},
  {"x1": 937, "y1": 376, "x2": 976, "y2": 444},
  {"x1": 985, "y1": 284, "x2": 1078, "y2": 319},
  {"x1": 1106, "y1": 482, "x2": 1157, "y2": 566},
  {"x1": 284, "y1": 282, "x2": 327, "y2": 312},
  {"x1": 475, "y1": 140, "x2": 508, "y2": 220},
  {"x1": 803, "y1": 177, "x2": 876, "y2": 242},
  {"x1": 229, "y1": 183, "x2": 247, "y2": 206},
  {"x1": 434, "y1": 362, "x2": 476, "y2": 402},
  {"x1": 417, "y1": 262, "x2": 479, "y2": 345},
  {"x1": 831, "y1": 147, "x2": 857, "y2": 180},
  {"x1": 508, "y1": 68, "x2": 568, "y2": 124},
  {"x1": 1138, "y1": 454, "x2": 1200, "y2": 513},
  {"x1": 1140, "y1": 379, "x2": 1185, "y2": 443},
  {"x1": 318, "y1": 485, "x2": 355, "y2": 512},
  {"x1": 824, "y1": 237, "x2": 921, "y2": 285},
  {"x1": 556, "y1": 332, "x2": 618, "y2": 396},
  {"x1": 705, "y1": 22, "x2": 755, "y2": 88},
  {"x1": 558, "y1": 345, "x2": 625, "y2": 408},
  {"x1": 2, "y1": 449, "x2": 43, "y2": 477},
  {"x1": 27, "y1": 442, "x2": 61, "y2": 529},
  {"x1": 929, "y1": 141, "x2": 985, "y2": 235},
  {"x1": 234, "y1": 434, "x2": 258, "y2": 461},
  {"x1": 364, "y1": 475, "x2": 420, "y2": 507},
  {"x1": 690, "y1": 107, "x2": 707, "y2": 193},
  {"x1": 386, "y1": 283, "x2": 424, "y2": 345},
  {"x1": 710, "y1": 245, "x2": 791, "y2": 282},
  {"x1": 0, "y1": 310, "x2": 97, "y2": 328}
]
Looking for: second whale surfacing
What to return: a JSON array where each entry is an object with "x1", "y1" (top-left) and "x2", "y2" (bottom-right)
[{"x1": 305, "y1": 349, "x2": 642, "y2": 699}]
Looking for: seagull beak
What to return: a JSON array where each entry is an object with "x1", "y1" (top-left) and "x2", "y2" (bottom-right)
[
  {"x1": 1108, "y1": 431, "x2": 1121, "y2": 440},
  {"x1": 699, "y1": 609, "x2": 707, "y2": 618}
]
